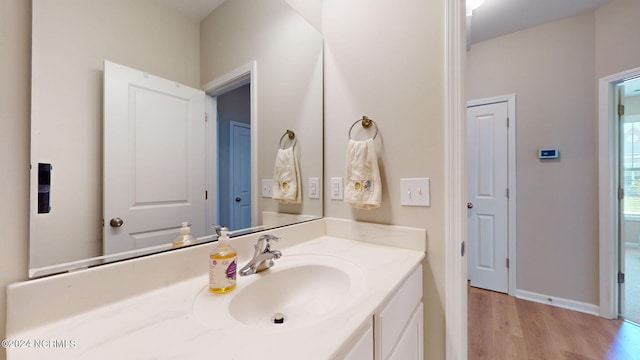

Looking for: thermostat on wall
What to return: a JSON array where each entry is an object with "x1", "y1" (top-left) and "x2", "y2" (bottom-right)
[{"x1": 538, "y1": 148, "x2": 559, "y2": 159}]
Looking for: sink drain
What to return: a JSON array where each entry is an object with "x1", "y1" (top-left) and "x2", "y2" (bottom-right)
[{"x1": 271, "y1": 313, "x2": 286, "y2": 324}]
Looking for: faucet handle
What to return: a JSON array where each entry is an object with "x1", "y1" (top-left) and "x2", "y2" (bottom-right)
[{"x1": 257, "y1": 234, "x2": 279, "y2": 251}]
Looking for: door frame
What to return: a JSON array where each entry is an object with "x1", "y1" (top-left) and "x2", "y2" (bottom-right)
[
  {"x1": 598, "y1": 66, "x2": 640, "y2": 319},
  {"x1": 467, "y1": 95, "x2": 517, "y2": 295},
  {"x1": 444, "y1": 0, "x2": 466, "y2": 358},
  {"x1": 202, "y1": 61, "x2": 258, "y2": 232}
]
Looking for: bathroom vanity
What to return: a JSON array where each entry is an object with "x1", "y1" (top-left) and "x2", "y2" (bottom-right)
[{"x1": 6, "y1": 219, "x2": 426, "y2": 359}]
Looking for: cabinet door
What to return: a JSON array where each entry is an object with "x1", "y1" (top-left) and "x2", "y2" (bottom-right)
[
  {"x1": 340, "y1": 320, "x2": 374, "y2": 360},
  {"x1": 388, "y1": 302, "x2": 424, "y2": 360},
  {"x1": 376, "y1": 265, "x2": 423, "y2": 360}
]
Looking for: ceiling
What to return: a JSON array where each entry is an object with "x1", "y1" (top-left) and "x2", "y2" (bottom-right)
[{"x1": 468, "y1": 0, "x2": 613, "y2": 45}]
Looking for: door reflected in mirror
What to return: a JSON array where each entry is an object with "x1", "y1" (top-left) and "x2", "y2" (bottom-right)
[{"x1": 29, "y1": 0, "x2": 323, "y2": 278}]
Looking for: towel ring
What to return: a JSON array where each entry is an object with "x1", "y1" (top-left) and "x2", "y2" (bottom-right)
[
  {"x1": 348, "y1": 116, "x2": 378, "y2": 140},
  {"x1": 279, "y1": 130, "x2": 297, "y2": 149}
]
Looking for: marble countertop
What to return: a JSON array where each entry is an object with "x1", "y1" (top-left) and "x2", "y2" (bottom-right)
[{"x1": 7, "y1": 235, "x2": 424, "y2": 360}]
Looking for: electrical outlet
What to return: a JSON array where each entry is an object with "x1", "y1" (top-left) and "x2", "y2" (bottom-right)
[
  {"x1": 400, "y1": 178, "x2": 430, "y2": 206},
  {"x1": 309, "y1": 177, "x2": 320, "y2": 199},
  {"x1": 330, "y1": 177, "x2": 343, "y2": 200},
  {"x1": 262, "y1": 179, "x2": 273, "y2": 198}
]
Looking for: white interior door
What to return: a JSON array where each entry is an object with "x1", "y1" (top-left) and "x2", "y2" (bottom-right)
[
  {"x1": 229, "y1": 121, "x2": 251, "y2": 230},
  {"x1": 103, "y1": 60, "x2": 206, "y2": 254},
  {"x1": 467, "y1": 101, "x2": 509, "y2": 293}
]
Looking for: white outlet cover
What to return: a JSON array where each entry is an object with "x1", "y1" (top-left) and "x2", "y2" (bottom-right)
[
  {"x1": 308, "y1": 177, "x2": 320, "y2": 199},
  {"x1": 262, "y1": 179, "x2": 273, "y2": 198},
  {"x1": 330, "y1": 177, "x2": 343, "y2": 200},
  {"x1": 400, "y1": 178, "x2": 430, "y2": 206}
]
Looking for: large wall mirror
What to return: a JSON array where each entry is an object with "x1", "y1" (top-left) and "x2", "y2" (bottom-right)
[{"x1": 29, "y1": 0, "x2": 323, "y2": 278}]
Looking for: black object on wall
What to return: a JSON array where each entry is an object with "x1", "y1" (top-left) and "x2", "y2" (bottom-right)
[{"x1": 38, "y1": 163, "x2": 52, "y2": 214}]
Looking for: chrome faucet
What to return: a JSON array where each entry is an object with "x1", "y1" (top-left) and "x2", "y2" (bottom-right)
[{"x1": 239, "y1": 234, "x2": 282, "y2": 276}]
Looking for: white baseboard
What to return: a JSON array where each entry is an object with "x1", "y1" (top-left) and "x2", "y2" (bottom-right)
[{"x1": 515, "y1": 289, "x2": 600, "y2": 317}]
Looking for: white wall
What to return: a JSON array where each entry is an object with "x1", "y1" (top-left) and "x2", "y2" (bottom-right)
[
  {"x1": 0, "y1": 2, "x2": 31, "y2": 359},
  {"x1": 468, "y1": 12, "x2": 598, "y2": 305},
  {"x1": 595, "y1": 0, "x2": 640, "y2": 78},
  {"x1": 200, "y1": 0, "x2": 324, "y2": 225},
  {"x1": 467, "y1": 0, "x2": 640, "y2": 308},
  {"x1": 30, "y1": 0, "x2": 200, "y2": 268},
  {"x1": 322, "y1": 0, "x2": 446, "y2": 358}
]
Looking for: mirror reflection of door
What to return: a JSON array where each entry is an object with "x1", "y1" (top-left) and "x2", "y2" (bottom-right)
[
  {"x1": 216, "y1": 85, "x2": 251, "y2": 231},
  {"x1": 103, "y1": 61, "x2": 206, "y2": 255}
]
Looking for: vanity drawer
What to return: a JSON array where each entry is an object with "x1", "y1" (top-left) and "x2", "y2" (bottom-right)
[{"x1": 374, "y1": 264, "x2": 423, "y2": 360}]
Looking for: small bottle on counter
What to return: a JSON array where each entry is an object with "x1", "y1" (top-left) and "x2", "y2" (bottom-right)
[
  {"x1": 172, "y1": 222, "x2": 196, "y2": 248},
  {"x1": 209, "y1": 227, "x2": 237, "y2": 294}
]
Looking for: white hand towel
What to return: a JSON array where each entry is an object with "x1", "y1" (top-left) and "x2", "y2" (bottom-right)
[
  {"x1": 272, "y1": 147, "x2": 301, "y2": 204},
  {"x1": 344, "y1": 139, "x2": 381, "y2": 210}
]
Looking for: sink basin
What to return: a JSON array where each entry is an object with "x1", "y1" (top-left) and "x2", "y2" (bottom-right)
[{"x1": 192, "y1": 254, "x2": 365, "y2": 330}]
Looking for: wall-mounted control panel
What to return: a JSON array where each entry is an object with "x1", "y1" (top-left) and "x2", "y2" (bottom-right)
[{"x1": 538, "y1": 148, "x2": 559, "y2": 159}]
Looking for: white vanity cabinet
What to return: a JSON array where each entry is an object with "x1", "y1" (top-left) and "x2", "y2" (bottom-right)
[
  {"x1": 337, "y1": 264, "x2": 423, "y2": 360},
  {"x1": 375, "y1": 264, "x2": 423, "y2": 360}
]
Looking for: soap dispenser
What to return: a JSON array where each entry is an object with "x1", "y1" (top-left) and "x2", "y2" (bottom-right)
[
  {"x1": 209, "y1": 227, "x2": 237, "y2": 293},
  {"x1": 172, "y1": 222, "x2": 196, "y2": 248}
]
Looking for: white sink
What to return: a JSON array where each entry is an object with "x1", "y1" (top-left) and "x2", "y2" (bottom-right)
[{"x1": 193, "y1": 254, "x2": 365, "y2": 330}]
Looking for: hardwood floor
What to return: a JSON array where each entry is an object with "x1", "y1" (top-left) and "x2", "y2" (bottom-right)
[{"x1": 468, "y1": 286, "x2": 640, "y2": 360}]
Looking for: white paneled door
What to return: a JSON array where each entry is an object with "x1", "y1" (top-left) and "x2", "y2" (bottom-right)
[
  {"x1": 467, "y1": 101, "x2": 509, "y2": 293},
  {"x1": 229, "y1": 121, "x2": 251, "y2": 230},
  {"x1": 103, "y1": 61, "x2": 206, "y2": 255}
]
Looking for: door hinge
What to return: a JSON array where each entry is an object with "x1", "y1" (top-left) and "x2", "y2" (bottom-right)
[
  {"x1": 506, "y1": 258, "x2": 510, "y2": 268},
  {"x1": 506, "y1": 188, "x2": 509, "y2": 198},
  {"x1": 461, "y1": 241, "x2": 465, "y2": 257},
  {"x1": 205, "y1": 190, "x2": 208, "y2": 200},
  {"x1": 506, "y1": 117, "x2": 510, "y2": 128},
  {"x1": 618, "y1": 272, "x2": 625, "y2": 284},
  {"x1": 618, "y1": 104, "x2": 625, "y2": 116},
  {"x1": 619, "y1": 187, "x2": 625, "y2": 200},
  {"x1": 205, "y1": 112, "x2": 209, "y2": 122}
]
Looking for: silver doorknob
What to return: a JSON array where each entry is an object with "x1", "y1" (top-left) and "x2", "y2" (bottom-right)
[
  {"x1": 467, "y1": 202, "x2": 473, "y2": 209},
  {"x1": 235, "y1": 197, "x2": 241, "y2": 202},
  {"x1": 109, "y1": 217, "x2": 124, "y2": 227}
]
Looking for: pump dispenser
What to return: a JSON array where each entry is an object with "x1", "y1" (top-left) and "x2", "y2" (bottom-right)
[
  {"x1": 172, "y1": 222, "x2": 196, "y2": 248},
  {"x1": 209, "y1": 227, "x2": 237, "y2": 293}
]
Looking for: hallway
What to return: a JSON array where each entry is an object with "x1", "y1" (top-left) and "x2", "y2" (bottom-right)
[{"x1": 468, "y1": 287, "x2": 640, "y2": 359}]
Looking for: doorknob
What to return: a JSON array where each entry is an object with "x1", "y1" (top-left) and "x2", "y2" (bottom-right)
[
  {"x1": 467, "y1": 202, "x2": 474, "y2": 209},
  {"x1": 109, "y1": 217, "x2": 124, "y2": 227},
  {"x1": 235, "y1": 197, "x2": 241, "y2": 202}
]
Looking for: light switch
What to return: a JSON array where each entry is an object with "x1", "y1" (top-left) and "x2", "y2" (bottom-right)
[
  {"x1": 400, "y1": 178, "x2": 430, "y2": 206},
  {"x1": 309, "y1": 177, "x2": 320, "y2": 199},
  {"x1": 331, "y1": 177, "x2": 343, "y2": 200},
  {"x1": 262, "y1": 179, "x2": 273, "y2": 198}
]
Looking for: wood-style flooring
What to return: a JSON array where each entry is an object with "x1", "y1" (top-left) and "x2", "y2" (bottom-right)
[{"x1": 468, "y1": 286, "x2": 640, "y2": 360}]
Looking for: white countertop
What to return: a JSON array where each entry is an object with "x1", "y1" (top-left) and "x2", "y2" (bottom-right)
[{"x1": 6, "y1": 233, "x2": 424, "y2": 360}]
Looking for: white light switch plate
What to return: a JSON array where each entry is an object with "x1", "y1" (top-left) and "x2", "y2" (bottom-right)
[
  {"x1": 400, "y1": 178, "x2": 430, "y2": 206},
  {"x1": 308, "y1": 177, "x2": 320, "y2": 199},
  {"x1": 330, "y1": 177, "x2": 343, "y2": 200},
  {"x1": 262, "y1": 179, "x2": 273, "y2": 198}
]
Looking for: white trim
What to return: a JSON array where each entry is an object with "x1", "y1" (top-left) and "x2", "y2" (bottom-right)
[
  {"x1": 516, "y1": 289, "x2": 600, "y2": 316},
  {"x1": 444, "y1": 0, "x2": 466, "y2": 359},
  {"x1": 205, "y1": 96, "x2": 218, "y2": 235},
  {"x1": 466, "y1": 94, "x2": 517, "y2": 296},
  {"x1": 598, "y1": 66, "x2": 640, "y2": 319},
  {"x1": 202, "y1": 61, "x2": 259, "y2": 228}
]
